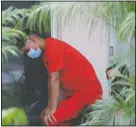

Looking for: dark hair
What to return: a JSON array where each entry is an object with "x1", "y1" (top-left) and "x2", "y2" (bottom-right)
[
  {"x1": 15, "y1": 28, "x2": 30, "y2": 49},
  {"x1": 16, "y1": 28, "x2": 51, "y2": 49},
  {"x1": 15, "y1": 35, "x2": 26, "y2": 49}
]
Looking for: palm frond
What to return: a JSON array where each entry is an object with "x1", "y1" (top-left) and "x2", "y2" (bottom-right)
[
  {"x1": 2, "y1": 27, "x2": 27, "y2": 45},
  {"x1": 26, "y1": 2, "x2": 51, "y2": 33},
  {"x1": 91, "y1": 2, "x2": 135, "y2": 42},
  {"x1": 111, "y1": 80, "x2": 133, "y2": 87},
  {"x1": 112, "y1": 55, "x2": 135, "y2": 73},
  {"x1": 2, "y1": 107, "x2": 28, "y2": 126},
  {"x1": 2, "y1": 6, "x2": 27, "y2": 64},
  {"x1": 82, "y1": 98, "x2": 117, "y2": 125},
  {"x1": 26, "y1": 2, "x2": 99, "y2": 36},
  {"x1": 82, "y1": 63, "x2": 135, "y2": 125},
  {"x1": 118, "y1": 11, "x2": 135, "y2": 42},
  {"x1": 82, "y1": 92, "x2": 135, "y2": 125},
  {"x1": 129, "y1": 74, "x2": 135, "y2": 87},
  {"x1": 2, "y1": 6, "x2": 27, "y2": 28},
  {"x1": 2, "y1": 46, "x2": 21, "y2": 64},
  {"x1": 2, "y1": 27, "x2": 26, "y2": 63}
]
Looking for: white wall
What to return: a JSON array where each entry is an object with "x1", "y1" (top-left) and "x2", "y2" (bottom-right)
[
  {"x1": 109, "y1": 25, "x2": 135, "y2": 74},
  {"x1": 115, "y1": 36, "x2": 135, "y2": 74},
  {"x1": 51, "y1": 3, "x2": 110, "y2": 99}
]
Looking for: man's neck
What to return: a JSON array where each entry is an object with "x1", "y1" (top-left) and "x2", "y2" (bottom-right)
[{"x1": 40, "y1": 38, "x2": 46, "y2": 50}]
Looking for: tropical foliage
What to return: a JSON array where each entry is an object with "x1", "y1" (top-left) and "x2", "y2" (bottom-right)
[
  {"x1": 82, "y1": 70, "x2": 135, "y2": 125},
  {"x1": 79, "y1": 2, "x2": 135, "y2": 125},
  {"x1": 92, "y1": 2, "x2": 135, "y2": 41},
  {"x1": 2, "y1": 7, "x2": 27, "y2": 63},
  {"x1": 2, "y1": 1, "x2": 135, "y2": 126},
  {"x1": 2, "y1": 2, "x2": 135, "y2": 63},
  {"x1": 2, "y1": 107, "x2": 28, "y2": 126}
]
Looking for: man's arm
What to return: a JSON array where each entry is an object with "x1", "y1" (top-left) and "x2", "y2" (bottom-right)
[
  {"x1": 48, "y1": 71, "x2": 60, "y2": 111},
  {"x1": 48, "y1": 75, "x2": 51, "y2": 108},
  {"x1": 41, "y1": 72, "x2": 61, "y2": 125}
]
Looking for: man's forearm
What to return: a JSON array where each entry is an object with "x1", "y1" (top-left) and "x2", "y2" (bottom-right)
[
  {"x1": 48, "y1": 76, "x2": 51, "y2": 108},
  {"x1": 50, "y1": 79, "x2": 60, "y2": 110}
]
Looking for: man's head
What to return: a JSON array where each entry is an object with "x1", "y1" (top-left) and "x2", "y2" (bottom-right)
[
  {"x1": 20, "y1": 34, "x2": 45, "y2": 53},
  {"x1": 106, "y1": 63, "x2": 129, "y2": 80},
  {"x1": 16, "y1": 29, "x2": 47, "y2": 59}
]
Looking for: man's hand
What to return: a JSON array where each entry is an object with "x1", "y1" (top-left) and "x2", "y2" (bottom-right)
[
  {"x1": 41, "y1": 71, "x2": 60, "y2": 125},
  {"x1": 42, "y1": 107, "x2": 57, "y2": 125}
]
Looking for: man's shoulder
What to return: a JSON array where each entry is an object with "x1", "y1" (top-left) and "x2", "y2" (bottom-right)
[
  {"x1": 46, "y1": 37, "x2": 68, "y2": 47},
  {"x1": 46, "y1": 37, "x2": 61, "y2": 42}
]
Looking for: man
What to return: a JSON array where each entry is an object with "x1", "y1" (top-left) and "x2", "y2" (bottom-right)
[
  {"x1": 106, "y1": 63, "x2": 129, "y2": 97},
  {"x1": 18, "y1": 33, "x2": 103, "y2": 126}
]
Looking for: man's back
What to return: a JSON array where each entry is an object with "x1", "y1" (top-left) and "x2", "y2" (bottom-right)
[{"x1": 44, "y1": 38, "x2": 100, "y2": 97}]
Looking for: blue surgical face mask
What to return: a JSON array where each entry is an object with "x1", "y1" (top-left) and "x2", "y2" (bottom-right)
[
  {"x1": 108, "y1": 79, "x2": 112, "y2": 87},
  {"x1": 28, "y1": 48, "x2": 42, "y2": 59}
]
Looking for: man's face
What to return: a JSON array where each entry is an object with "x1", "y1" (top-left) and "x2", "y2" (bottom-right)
[
  {"x1": 107, "y1": 68, "x2": 121, "y2": 79},
  {"x1": 21, "y1": 37, "x2": 38, "y2": 53}
]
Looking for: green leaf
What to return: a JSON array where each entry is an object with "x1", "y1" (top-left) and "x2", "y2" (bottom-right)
[
  {"x1": 2, "y1": 6, "x2": 27, "y2": 28},
  {"x1": 2, "y1": 107, "x2": 28, "y2": 126},
  {"x1": 118, "y1": 11, "x2": 135, "y2": 42},
  {"x1": 2, "y1": 46, "x2": 20, "y2": 64},
  {"x1": 111, "y1": 80, "x2": 133, "y2": 87}
]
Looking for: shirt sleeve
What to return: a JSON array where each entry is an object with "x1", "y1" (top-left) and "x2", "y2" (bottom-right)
[{"x1": 47, "y1": 39, "x2": 64, "y2": 73}]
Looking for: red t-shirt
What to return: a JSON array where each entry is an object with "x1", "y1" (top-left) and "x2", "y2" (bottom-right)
[{"x1": 43, "y1": 37, "x2": 99, "y2": 97}]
